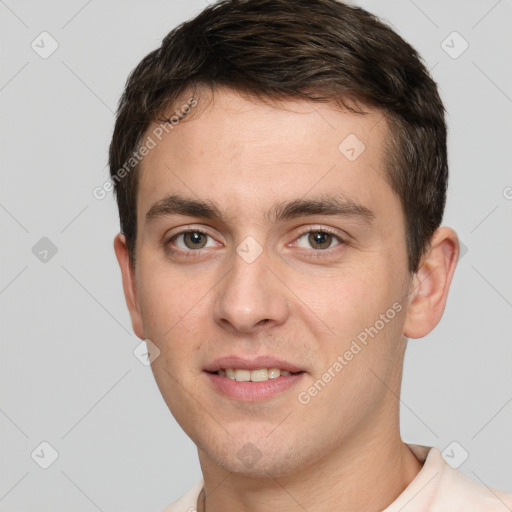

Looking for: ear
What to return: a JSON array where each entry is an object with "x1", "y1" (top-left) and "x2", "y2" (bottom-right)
[
  {"x1": 114, "y1": 233, "x2": 145, "y2": 339},
  {"x1": 403, "y1": 226, "x2": 460, "y2": 339}
]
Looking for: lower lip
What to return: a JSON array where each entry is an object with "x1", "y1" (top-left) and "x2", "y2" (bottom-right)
[{"x1": 205, "y1": 372, "x2": 305, "y2": 401}]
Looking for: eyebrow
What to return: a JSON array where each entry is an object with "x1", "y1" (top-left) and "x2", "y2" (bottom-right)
[{"x1": 145, "y1": 193, "x2": 375, "y2": 226}]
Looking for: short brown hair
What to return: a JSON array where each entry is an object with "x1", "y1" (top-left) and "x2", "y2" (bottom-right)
[{"x1": 109, "y1": 0, "x2": 448, "y2": 274}]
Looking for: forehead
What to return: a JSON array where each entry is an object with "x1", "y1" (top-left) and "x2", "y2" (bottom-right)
[{"x1": 137, "y1": 88, "x2": 399, "y2": 231}]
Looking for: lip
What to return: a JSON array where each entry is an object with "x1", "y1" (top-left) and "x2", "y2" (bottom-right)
[
  {"x1": 203, "y1": 355, "x2": 304, "y2": 373},
  {"x1": 203, "y1": 355, "x2": 306, "y2": 402},
  {"x1": 205, "y1": 371, "x2": 305, "y2": 402}
]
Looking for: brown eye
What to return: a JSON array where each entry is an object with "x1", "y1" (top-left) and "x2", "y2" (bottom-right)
[
  {"x1": 169, "y1": 230, "x2": 215, "y2": 252},
  {"x1": 308, "y1": 231, "x2": 333, "y2": 250},
  {"x1": 182, "y1": 231, "x2": 208, "y2": 249},
  {"x1": 296, "y1": 230, "x2": 342, "y2": 251}
]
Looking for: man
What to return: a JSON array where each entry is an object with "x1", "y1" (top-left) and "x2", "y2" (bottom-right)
[{"x1": 109, "y1": 0, "x2": 512, "y2": 510}]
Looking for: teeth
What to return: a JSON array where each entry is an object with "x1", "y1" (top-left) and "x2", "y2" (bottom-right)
[
  {"x1": 268, "y1": 368, "x2": 281, "y2": 379},
  {"x1": 250, "y1": 369, "x2": 268, "y2": 382},
  {"x1": 235, "y1": 369, "x2": 251, "y2": 382},
  {"x1": 217, "y1": 368, "x2": 296, "y2": 381}
]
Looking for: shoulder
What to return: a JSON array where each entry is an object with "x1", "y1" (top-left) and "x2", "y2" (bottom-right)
[
  {"x1": 384, "y1": 444, "x2": 512, "y2": 511},
  {"x1": 404, "y1": 444, "x2": 512, "y2": 511},
  {"x1": 434, "y1": 463, "x2": 512, "y2": 511},
  {"x1": 159, "y1": 480, "x2": 204, "y2": 512}
]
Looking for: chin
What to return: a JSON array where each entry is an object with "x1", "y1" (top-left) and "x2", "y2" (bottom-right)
[
  {"x1": 201, "y1": 433, "x2": 309, "y2": 479},
  {"x1": 217, "y1": 452, "x2": 302, "y2": 479}
]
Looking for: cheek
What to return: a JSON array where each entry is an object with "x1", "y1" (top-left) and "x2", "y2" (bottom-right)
[
  {"x1": 300, "y1": 261, "x2": 406, "y2": 371},
  {"x1": 136, "y1": 266, "x2": 207, "y2": 357},
  {"x1": 305, "y1": 265, "x2": 384, "y2": 335},
  {"x1": 137, "y1": 270, "x2": 207, "y2": 422}
]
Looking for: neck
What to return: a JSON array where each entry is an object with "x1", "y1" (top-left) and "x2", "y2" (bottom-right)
[{"x1": 197, "y1": 425, "x2": 423, "y2": 512}]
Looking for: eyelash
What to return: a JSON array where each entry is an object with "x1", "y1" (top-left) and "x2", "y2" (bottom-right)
[{"x1": 165, "y1": 227, "x2": 345, "y2": 260}]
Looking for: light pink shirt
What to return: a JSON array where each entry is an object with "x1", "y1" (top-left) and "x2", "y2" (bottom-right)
[{"x1": 161, "y1": 444, "x2": 512, "y2": 511}]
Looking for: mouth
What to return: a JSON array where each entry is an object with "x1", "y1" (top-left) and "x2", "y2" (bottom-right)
[
  {"x1": 203, "y1": 356, "x2": 306, "y2": 401},
  {"x1": 206, "y1": 368, "x2": 304, "y2": 382}
]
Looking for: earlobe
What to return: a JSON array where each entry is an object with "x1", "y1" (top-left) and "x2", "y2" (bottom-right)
[
  {"x1": 113, "y1": 233, "x2": 145, "y2": 339},
  {"x1": 403, "y1": 227, "x2": 460, "y2": 339}
]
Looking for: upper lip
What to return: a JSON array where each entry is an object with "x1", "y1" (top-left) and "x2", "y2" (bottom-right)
[{"x1": 204, "y1": 356, "x2": 304, "y2": 373}]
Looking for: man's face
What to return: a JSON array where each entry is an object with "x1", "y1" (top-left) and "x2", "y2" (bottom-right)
[{"x1": 125, "y1": 89, "x2": 415, "y2": 476}]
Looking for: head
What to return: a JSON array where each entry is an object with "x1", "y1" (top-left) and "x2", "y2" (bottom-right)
[{"x1": 111, "y1": 0, "x2": 459, "y2": 477}]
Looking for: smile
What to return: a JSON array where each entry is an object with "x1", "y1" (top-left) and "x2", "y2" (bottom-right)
[
  {"x1": 205, "y1": 370, "x2": 305, "y2": 401},
  {"x1": 212, "y1": 368, "x2": 300, "y2": 382}
]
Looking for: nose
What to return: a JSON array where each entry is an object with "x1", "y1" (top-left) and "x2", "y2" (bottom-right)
[{"x1": 212, "y1": 248, "x2": 289, "y2": 334}]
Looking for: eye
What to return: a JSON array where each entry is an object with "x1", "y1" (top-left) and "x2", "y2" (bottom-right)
[
  {"x1": 295, "y1": 229, "x2": 344, "y2": 251},
  {"x1": 165, "y1": 227, "x2": 345, "y2": 260},
  {"x1": 168, "y1": 229, "x2": 218, "y2": 252}
]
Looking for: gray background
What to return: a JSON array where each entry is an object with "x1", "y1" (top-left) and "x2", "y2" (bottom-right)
[{"x1": 1, "y1": 0, "x2": 511, "y2": 510}]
